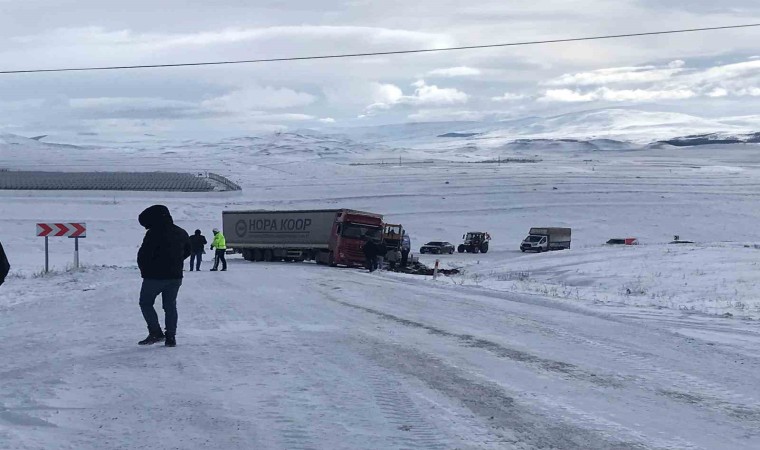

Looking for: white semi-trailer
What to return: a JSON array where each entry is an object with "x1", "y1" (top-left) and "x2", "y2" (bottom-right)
[{"x1": 223, "y1": 209, "x2": 383, "y2": 266}]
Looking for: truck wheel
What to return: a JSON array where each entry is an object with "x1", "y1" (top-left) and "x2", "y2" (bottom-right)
[
  {"x1": 521, "y1": 248, "x2": 526, "y2": 252},
  {"x1": 536, "y1": 248, "x2": 542, "y2": 253},
  {"x1": 449, "y1": 248, "x2": 454, "y2": 254},
  {"x1": 264, "y1": 249, "x2": 273, "y2": 262},
  {"x1": 328, "y1": 252, "x2": 337, "y2": 267},
  {"x1": 480, "y1": 243, "x2": 489, "y2": 254},
  {"x1": 473, "y1": 246, "x2": 480, "y2": 254},
  {"x1": 253, "y1": 249, "x2": 263, "y2": 261},
  {"x1": 457, "y1": 245, "x2": 465, "y2": 253}
]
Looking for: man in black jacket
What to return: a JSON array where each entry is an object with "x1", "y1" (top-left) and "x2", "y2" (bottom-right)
[
  {"x1": 137, "y1": 205, "x2": 191, "y2": 347},
  {"x1": 362, "y1": 238, "x2": 378, "y2": 273},
  {"x1": 0, "y1": 241, "x2": 9, "y2": 286},
  {"x1": 188, "y1": 229, "x2": 207, "y2": 272}
]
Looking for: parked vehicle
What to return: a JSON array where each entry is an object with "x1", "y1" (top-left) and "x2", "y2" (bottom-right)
[
  {"x1": 223, "y1": 209, "x2": 383, "y2": 267},
  {"x1": 420, "y1": 241, "x2": 455, "y2": 254},
  {"x1": 520, "y1": 227, "x2": 571, "y2": 252},
  {"x1": 606, "y1": 238, "x2": 639, "y2": 245},
  {"x1": 457, "y1": 232, "x2": 491, "y2": 253}
]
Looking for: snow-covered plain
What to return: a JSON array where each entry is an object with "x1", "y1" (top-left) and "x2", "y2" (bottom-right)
[{"x1": 2, "y1": 112, "x2": 760, "y2": 449}]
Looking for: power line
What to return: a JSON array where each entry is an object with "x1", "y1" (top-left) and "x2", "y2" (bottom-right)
[{"x1": 1, "y1": 23, "x2": 759, "y2": 75}]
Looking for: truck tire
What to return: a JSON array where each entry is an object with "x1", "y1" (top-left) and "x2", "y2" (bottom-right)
[
  {"x1": 264, "y1": 249, "x2": 274, "y2": 262},
  {"x1": 457, "y1": 245, "x2": 465, "y2": 253},
  {"x1": 536, "y1": 247, "x2": 542, "y2": 253},
  {"x1": 449, "y1": 248, "x2": 454, "y2": 254},
  {"x1": 480, "y1": 242, "x2": 489, "y2": 254},
  {"x1": 253, "y1": 249, "x2": 264, "y2": 262},
  {"x1": 242, "y1": 249, "x2": 253, "y2": 261},
  {"x1": 328, "y1": 252, "x2": 337, "y2": 267}
]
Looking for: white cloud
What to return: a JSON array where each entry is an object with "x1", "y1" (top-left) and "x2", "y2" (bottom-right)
[
  {"x1": 706, "y1": 88, "x2": 729, "y2": 98},
  {"x1": 410, "y1": 80, "x2": 469, "y2": 105},
  {"x1": 426, "y1": 66, "x2": 482, "y2": 77},
  {"x1": 545, "y1": 61, "x2": 686, "y2": 86},
  {"x1": 491, "y1": 92, "x2": 527, "y2": 102},
  {"x1": 319, "y1": 117, "x2": 336, "y2": 123},
  {"x1": 540, "y1": 89, "x2": 598, "y2": 102},
  {"x1": 540, "y1": 87, "x2": 696, "y2": 103},
  {"x1": 201, "y1": 86, "x2": 315, "y2": 112},
  {"x1": 371, "y1": 83, "x2": 404, "y2": 105},
  {"x1": 253, "y1": 113, "x2": 314, "y2": 121},
  {"x1": 12, "y1": 25, "x2": 453, "y2": 56},
  {"x1": 365, "y1": 80, "x2": 468, "y2": 114}
]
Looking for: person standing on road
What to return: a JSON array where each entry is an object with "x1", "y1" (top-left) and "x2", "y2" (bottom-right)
[
  {"x1": 137, "y1": 205, "x2": 191, "y2": 347},
  {"x1": 401, "y1": 232, "x2": 411, "y2": 267},
  {"x1": 188, "y1": 229, "x2": 207, "y2": 272},
  {"x1": 362, "y1": 238, "x2": 378, "y2": 272},
  {"x1": 0, "y1": 241, "x2": 10, "y2": 287},
  {"x1": 210, "y1": 228, "x2": 227, "y2": 271}
]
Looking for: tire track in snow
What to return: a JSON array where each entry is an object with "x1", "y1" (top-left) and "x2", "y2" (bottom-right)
[
  {"x1": 513, "y1": 318, "x2": 760, "y2": 427},
  {"x1": 355, "y1": 338, "x2": 655, "y2": 450},
  {"x1": 321, "y1": 292, "x2": 622, "y2": 389},
  {"x1": 358, "y1": 364, "x2": 449, "y2": 449},
  {"x1": 370, "y1": 273, "x2": 760, "y2": 427}
]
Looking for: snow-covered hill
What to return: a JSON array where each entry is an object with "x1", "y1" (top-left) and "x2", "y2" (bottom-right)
[{"x1": 4, "y1": 107, "x2": 760, "y2": 449}]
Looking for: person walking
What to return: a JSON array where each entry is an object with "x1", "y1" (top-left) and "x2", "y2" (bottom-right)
[
  {"x1": 0, "y1": 241, "x2": 10, "y2": 287},
  {"x1": 210, "y1": 228, "x2": 227, "y2": 271},
  {"x1": 137, "y1": 205, "x2": 191, "y2": 347},
  {"x1": 188, "y1": 229, "x2": 207, "y2": 272}
]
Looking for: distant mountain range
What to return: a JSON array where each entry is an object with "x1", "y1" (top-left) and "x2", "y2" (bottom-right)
[{"x1": 2, "y1": 109, "x2": 759, "y2": 170}]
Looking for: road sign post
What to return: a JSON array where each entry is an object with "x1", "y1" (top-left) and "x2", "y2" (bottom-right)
[
  {"x1": 37, "y1": 223, "x2": 87, "y2": 273},
  {"x1": 74, "y1": 236, "x2": 80, "y2": 269}
]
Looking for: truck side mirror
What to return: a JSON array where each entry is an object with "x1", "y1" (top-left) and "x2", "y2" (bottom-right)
[{"x1": 462, "y1": 234, "x2": 466, "y2": 239}]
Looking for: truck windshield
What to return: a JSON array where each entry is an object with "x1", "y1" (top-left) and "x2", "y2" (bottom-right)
[
  {"x1": 342, "y1": 223, "x2": 382, "y2": 240},
  {"x1": 526, "y1": 235, "x2": 543, "y2": 243}
]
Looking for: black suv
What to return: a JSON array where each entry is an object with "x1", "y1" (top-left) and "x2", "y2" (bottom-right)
[{"x1": 420, "y1": 241, "x2": 455, "y2": 254}]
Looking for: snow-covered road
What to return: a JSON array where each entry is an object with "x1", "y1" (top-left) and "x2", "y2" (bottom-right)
[{"x1": 3, "y1": 260, "x2": 759, "y2": 449}]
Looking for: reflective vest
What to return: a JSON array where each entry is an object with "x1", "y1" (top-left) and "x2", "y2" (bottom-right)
[{"x1": 212, "y1": 232, "x2": 226, "y2": 250}]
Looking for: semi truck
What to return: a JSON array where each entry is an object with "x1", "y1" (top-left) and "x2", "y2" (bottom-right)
[
  {"x1": 223, "y1": 209, "x2": 383, "y2": 267},
  {"x1": 520, "y1": 227, "x2": 571, "y2": 252}
]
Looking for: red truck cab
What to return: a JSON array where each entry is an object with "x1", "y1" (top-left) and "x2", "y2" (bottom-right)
[{"x1": 322, "y1": 210, "x2": 383, "y2": 266}]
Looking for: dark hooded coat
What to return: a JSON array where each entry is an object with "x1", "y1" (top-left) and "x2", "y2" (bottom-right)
[
  {"x1": 0, "y1": 241, "x2": 9, "y2": 286},
  {"x1": 189, "y1": 230, "x2": 207, "y2": 253},
  {"x1": 137, "y1": 205, "x2": 191, "y2": 279}
]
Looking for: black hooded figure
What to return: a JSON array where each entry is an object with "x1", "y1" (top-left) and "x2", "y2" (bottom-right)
[
  {"x1": 0, "y1": 241, "x2": 10, "y2": 286},
  {"x1": 137, "y1": 205, "x2": 191, "y2": 347},
  {"x1": 188, "y1": 229, "x2": 207, "y2": 272}
]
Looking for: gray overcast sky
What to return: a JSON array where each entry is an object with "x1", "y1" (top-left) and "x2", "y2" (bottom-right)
[{"x1": 1, "y1": 0, "x2": 759, "y2": 139}]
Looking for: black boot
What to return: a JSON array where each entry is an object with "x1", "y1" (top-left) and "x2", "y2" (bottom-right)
[
  {"x1": 138, "y1": 331, "x2": 165, "y2": 345},
  {"x1": 165, "y1": 334, "x2": 176, "y2": 347}
]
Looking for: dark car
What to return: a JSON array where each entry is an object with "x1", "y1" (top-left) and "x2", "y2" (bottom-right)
[{"x1": 420, "y1": 241, "x2": 455, "y2": 254}]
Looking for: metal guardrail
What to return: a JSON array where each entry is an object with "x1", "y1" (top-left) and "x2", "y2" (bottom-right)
[
  {"x1": 207, "y1": 172, "x2": 242, "y2": 191},
  {"x1": 0, "y1": 170, "x2": 242, "y2": 192}
]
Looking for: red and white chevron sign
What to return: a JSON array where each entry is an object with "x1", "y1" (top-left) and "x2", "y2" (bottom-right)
[{"x1": 37, "y1": 223, "x2": 86, "y2": 238}]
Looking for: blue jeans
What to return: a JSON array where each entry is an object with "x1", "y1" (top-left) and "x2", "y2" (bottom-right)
[
  {"x1": 189, "y1": 251, "x2": 203, "y2": 271},
  {"x1": 139, "y1": 279, "x2": 182, "y2": 336}
]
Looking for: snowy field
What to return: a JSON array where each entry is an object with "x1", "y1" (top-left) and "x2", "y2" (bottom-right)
[{"x1": 3, "y1": 116, "x2": 760, "y2": 449}]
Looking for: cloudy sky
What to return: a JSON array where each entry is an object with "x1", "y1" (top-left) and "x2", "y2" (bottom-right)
[{"x1": 0, "y1": 0, "x2": 759, "y2": 139}]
